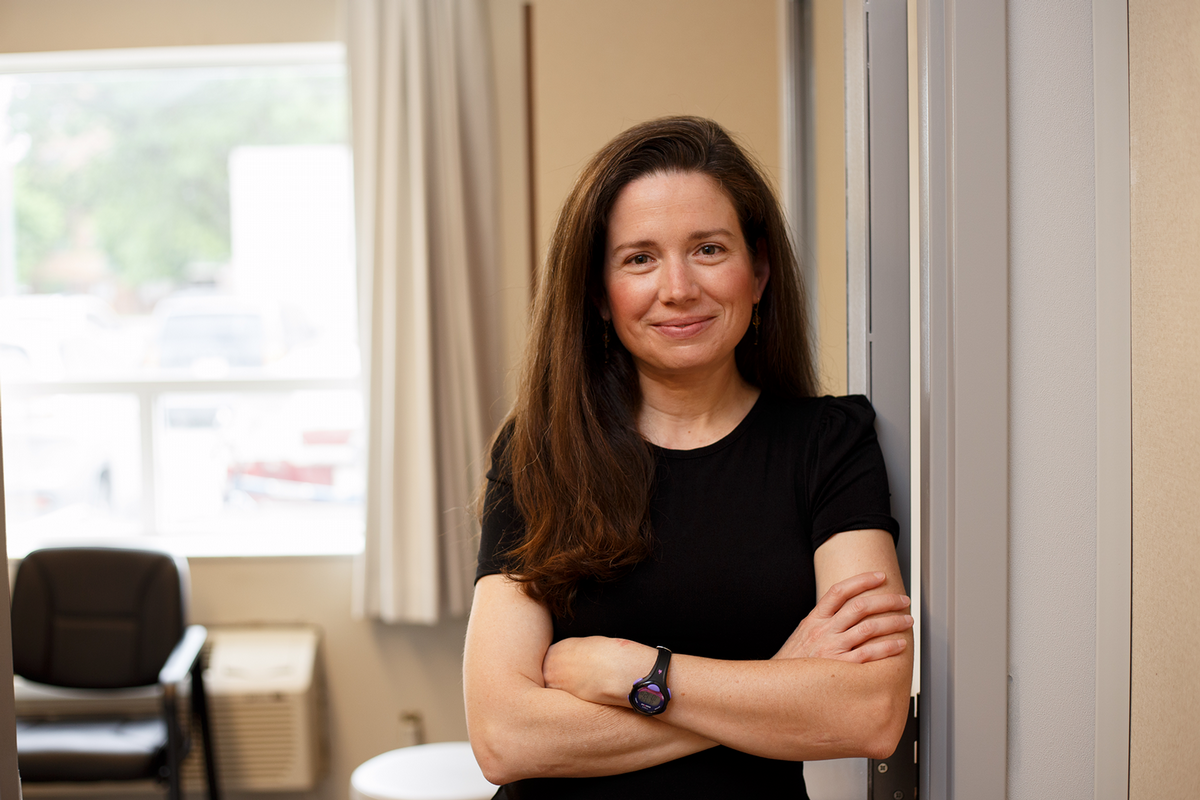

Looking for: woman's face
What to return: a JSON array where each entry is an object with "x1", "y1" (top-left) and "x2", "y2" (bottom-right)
[{"x1": 601, "y1": 170, "x2": 769, "y2": 383}]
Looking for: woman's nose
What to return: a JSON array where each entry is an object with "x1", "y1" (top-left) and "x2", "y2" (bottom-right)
[{"x1": 659, "y1": 256, "x2": 699, "y2": 303}]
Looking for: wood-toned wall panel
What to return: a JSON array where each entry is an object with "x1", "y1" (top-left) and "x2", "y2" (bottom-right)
[
  {"x1": 810, "y1": 0, "x2": 846, "y2": 395},
  {"x1": 1129, "y1": 1, "x2": 1200, "y2": 796}
]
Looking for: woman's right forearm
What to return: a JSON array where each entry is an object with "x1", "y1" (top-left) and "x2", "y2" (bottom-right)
[{"x1": 464, "y1": 574, "x2": 715, "y2": 785}]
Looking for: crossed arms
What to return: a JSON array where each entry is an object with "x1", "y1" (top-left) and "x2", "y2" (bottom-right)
[{"x1": 463, "y1": 528, "x2": 913, "y2": 786}]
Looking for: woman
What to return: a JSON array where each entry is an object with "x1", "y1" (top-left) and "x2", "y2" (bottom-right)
[{"x1": 464, "y1": 116, "x2": 913, "y2": 799}]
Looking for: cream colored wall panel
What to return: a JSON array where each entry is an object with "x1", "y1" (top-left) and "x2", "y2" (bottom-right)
[
  {"x1": 487, "y1": 0, "x2": 534, "y2": 410},
  {"x1": 0, "y1": 0, "x2": 339, "y2": 53},
  {"x1": 531, "y1": 0, "x2": 780, "y2": 266},
  {"x1": 1129, "y1": 1, "x2": 1200, "y2": 797}
]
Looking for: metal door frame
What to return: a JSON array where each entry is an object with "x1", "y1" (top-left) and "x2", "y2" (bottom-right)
[
  {"x1": 846, "y1": 3, "x2": 916, "y2": 798},
  {"x1": 787, "y1": 1, "x2": 1011, "y2": 797},
  {"x1": 914, "y1": 1, "x2": 1009, "y2": 797}
]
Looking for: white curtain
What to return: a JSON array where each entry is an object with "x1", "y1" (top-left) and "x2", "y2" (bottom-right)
[{"x1": 347, "y1": 0, "x2": 502, "y2": 624}]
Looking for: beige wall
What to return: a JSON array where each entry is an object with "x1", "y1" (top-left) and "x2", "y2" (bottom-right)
[{"x1": 1129, "y1": 1, "x2": 1200, "y2": 795}]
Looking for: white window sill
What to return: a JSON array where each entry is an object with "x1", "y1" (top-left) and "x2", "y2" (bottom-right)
[{"x1": 7, "y1": 532, "x2": 364, "y2": 560}]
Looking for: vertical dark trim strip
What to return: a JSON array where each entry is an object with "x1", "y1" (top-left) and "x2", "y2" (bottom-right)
[{"x1": 523, "y1": 3, "x2": 538, "y2": 285}]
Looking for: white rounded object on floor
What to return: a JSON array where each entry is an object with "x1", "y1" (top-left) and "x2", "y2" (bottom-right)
[{"x1": 350, "y1": 742, "x2": 497, "y2": 800}]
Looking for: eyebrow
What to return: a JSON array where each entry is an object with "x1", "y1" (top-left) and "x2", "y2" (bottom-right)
[{"x1": 610, "y1": 228, "x2": 739, "y2": 253}]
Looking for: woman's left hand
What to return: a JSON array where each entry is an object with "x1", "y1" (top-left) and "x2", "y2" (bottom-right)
[
  {"x1": 773, "y1": 571, "x2": 912, "y2": 663},
  {"x1": 543, "y1": 636, "x2": 656, "y2": 707}
]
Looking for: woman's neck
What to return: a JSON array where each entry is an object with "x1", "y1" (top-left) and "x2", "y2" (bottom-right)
[{"x1": 636, "y1": 363, "x2": 761, "y2": 450}]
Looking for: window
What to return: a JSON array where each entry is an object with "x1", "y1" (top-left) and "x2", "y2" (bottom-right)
[{"x1": 0, "y1": 45, "x2": 363, "y2": 556}]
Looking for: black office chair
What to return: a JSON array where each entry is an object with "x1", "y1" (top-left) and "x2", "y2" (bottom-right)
[{"x1": 11, "y1": 546, "x2": 220, "y2": 800}]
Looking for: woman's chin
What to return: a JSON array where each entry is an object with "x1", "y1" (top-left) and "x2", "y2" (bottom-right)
[{"x1": 632, "y1": 351, "x2": 740, "y2": 383}]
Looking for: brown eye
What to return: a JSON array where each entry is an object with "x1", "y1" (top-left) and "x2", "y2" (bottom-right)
[
  {"x1": 631, "y1": 254, "x2": 651, "y2": 265},
  {"x1": 699, "y1": 244, "x2": 720, "y2": 256}
]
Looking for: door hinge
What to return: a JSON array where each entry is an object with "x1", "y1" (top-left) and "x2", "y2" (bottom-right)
[{"x1": 868, "y1": 694, "x2": 918, "y2": 800}]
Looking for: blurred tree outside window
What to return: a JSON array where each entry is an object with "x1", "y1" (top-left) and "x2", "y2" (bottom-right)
[{"x1": 0, "y1": 47, "x2": 364, "y2": 555}]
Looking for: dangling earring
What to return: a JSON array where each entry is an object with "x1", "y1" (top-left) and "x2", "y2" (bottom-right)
[
  {"x1": 603, "y1": 320, "x2": 611, "y2": 363},
  {"x1": 752, "y1": 303, "x2": 760, "y2": 345}
]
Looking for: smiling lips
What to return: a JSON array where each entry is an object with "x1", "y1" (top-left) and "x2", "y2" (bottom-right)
[{"x1": 652, "y1": 315, "x2": 715, "y2": 339}]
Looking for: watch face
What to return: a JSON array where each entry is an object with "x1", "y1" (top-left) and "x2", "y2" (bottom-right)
[{"x1": 632, "y1": 683, "x2": 666, "y2": 713}]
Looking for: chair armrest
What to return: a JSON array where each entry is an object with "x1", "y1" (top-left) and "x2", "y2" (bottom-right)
[{"x1": 159, "y1": 625, "x2": 208, "y2": 687}]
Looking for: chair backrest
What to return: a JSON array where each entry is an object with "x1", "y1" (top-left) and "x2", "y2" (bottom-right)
[{"x1": 11, "y1": 547, "x2": 188, "y2": 689}]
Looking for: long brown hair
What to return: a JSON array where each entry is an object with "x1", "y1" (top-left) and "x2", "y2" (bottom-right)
[{"x1": 496, "y1": 116, "x2": 817, "y2": 617}]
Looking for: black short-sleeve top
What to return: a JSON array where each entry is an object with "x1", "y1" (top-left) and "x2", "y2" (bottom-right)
[{"x1": 476, "y1": 394, "x2": 899, "y2": 800}]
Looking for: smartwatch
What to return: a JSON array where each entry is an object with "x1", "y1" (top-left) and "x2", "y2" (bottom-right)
[{"x1": 628, "y1": 646, "x2": 672, "y2": 715}]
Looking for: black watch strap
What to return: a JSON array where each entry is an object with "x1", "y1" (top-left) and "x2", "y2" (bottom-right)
[{"x1": 628, "y1": 646, "x2": 672, "y2": 716}]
